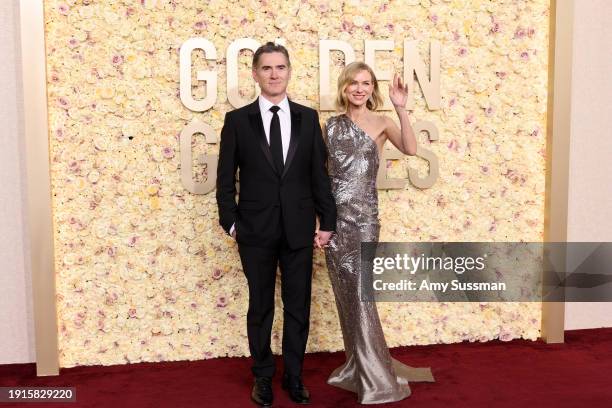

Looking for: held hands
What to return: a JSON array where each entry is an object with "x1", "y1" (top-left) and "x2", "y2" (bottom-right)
[
  {"x1": 314, "y1": 230, "x2": 333, "y2": 249},
  {"x1": 389, "y1": 73, "x2": 409, "y2": 109}
]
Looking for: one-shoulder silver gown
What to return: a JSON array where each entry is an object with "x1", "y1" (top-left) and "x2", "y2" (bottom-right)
[{"x1": 324, "y1": 114, "x2": 434, "y2": 404}]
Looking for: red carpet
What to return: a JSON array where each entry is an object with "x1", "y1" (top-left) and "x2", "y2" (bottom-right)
[{"x1": 1, "y1": 328, "x2": 611, "y2": 408}]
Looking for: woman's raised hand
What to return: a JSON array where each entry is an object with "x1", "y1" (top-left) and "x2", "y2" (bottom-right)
[{"x1": 389, "y1": 73, "x2": 409, "y2": 108}]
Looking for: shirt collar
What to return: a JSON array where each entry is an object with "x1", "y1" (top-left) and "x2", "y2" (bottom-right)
[{"x1": 259, "y1": 95, "x2": 290, "y2": 114}]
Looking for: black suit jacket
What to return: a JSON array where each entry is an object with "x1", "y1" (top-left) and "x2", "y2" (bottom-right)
[{"x1": 216, "y1": 99, "x2": 336, "y2": 249}]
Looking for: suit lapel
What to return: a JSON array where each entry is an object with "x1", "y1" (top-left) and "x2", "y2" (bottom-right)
[
  {"x1": 247, "y1": 100, "x2": 278, "y2": 176},
  {"x1": 282, "y1": 101, "x2": 301, "y2": 179}
]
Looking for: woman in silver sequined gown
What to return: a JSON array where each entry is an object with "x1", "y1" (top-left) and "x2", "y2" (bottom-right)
[{"x1": 321, "y1": 62, "x2": 434, "y2": 404}]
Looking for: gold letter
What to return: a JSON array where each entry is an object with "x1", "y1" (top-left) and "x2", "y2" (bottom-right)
[
  {"x1": 403, "y1": 40, "x2": 441, "y2": 111},
  {"x1": 180, "y1": 118, "x2": 218, "y2": 194},
  {"x1": 377, "y1": 146, "x2": 407, "y2": 189},
  {"x1": 408, "y1": 121, "x2": 439, "y2": 189},
  {"x1": 179, "y1": 38, "x2": 217, "y2": 112},
  {"x1": 227, "y1": 38, "x2": 260, "y2": 108},
  {"x1": 377, "y1": 121, "x2": 439, "y2": 189}
]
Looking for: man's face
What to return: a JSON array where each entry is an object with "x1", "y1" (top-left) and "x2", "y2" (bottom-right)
[{"x1": 252, "y1": 52, "x2": 291, "y2": 100}]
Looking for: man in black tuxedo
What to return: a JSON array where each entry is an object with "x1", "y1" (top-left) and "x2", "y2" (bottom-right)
[{"x1": 216, "y1": 42, "x2": 336, "y2": 406}]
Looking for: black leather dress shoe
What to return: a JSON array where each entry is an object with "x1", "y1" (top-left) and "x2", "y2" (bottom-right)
[
  {"x1": 281, "y1": 375, "x2": 310, "y2": 404},
  {"x1": 251, "y1": 376, "x2": 273, "y2": 406}
]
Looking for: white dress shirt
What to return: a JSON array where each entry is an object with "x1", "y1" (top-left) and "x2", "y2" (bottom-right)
[
  {"x1": 230, "y1": 95, "x2": 292, "y2": 237},
  {"x1": 258, "y1": 95, "x2": 292, "y2": 162}
]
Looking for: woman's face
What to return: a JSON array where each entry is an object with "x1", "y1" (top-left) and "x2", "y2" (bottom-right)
[{"x1": 344, "y1": 70, "x2": 374, "y2": 108}]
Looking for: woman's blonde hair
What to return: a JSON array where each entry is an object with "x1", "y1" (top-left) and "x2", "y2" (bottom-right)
[{"x1": 335, "y1": 61, "x2": 383, "y2": 111}]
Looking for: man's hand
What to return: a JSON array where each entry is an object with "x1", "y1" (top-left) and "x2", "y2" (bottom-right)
[{"x1": 314, "y1": 230, "x2": 333, "y2": 249}]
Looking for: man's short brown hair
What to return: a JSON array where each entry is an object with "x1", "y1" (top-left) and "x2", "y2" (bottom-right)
[{"x1": 252, "y1": 42, "x2": 291, "y2": 69}]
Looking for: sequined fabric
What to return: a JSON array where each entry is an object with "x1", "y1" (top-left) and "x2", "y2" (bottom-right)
[{"x1": 324, "y1": 114, "x2": 434, "y2": 404}]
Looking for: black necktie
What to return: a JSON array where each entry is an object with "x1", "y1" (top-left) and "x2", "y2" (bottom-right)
[{"x1": 269, "y1": 105, "x2": 284, "y2": 174}]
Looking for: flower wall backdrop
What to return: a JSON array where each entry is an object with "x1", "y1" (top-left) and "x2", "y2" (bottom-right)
[{"x1": 46, "y1": 0, "x2": 549, "y2": 367}]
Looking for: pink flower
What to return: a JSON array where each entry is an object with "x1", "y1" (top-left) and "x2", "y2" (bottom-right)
[
  {"x1": 212, "y1": 268, "x2": 223, "y2": 280},
  {"x1": 520, "y1": 51, "x2": 529, "y2": 61},
  {"x1": 67, "y1": 37, "x2": 79, "y2": 49},
  {"x1": 58, "y1": 4, "x2": 69, "y2": 15},
  {"x1": 105, "y1": 292, "x2": 118, "y2": 305},
  {"x1": 458, "y1": 47, "x2": 467, "y2": 57},
  {"x1": 499, "y1": 329, "x2": 513, "y2": 341},
  {"x1": 216, "y1": 296, "x2": 227, "y2": 308},
  {"x1": 514, "y1": 27, "x2": 527, "y2": 39},
  {"x1": 57, "y1": 97, "x2": 70, "y2": 109},
  {"x1": 73, "y1": 312, "x2": 86, "y2": 328},
  {"x1": 112, "y1": 55, "x2": 124, "y2": 66},
  {"x1": 127, "y1": 236, "x2": 138, "y2": 247},
  {"x1": 68, "y1": 161, "x2": 80, "y2": 173},
  {"x1": 341, "y1": 20, "x2": 353, "y2": 33},
  {"x1": 489, "y1": 221, "x2": 497, "y2": 232},
  {"x1": 162, "y1": 146, "x2": 175, "y2": 159},
  {"x1": 504, "y1": 169, "x2": 526, "y2": 185},
  {"x1": 464, "y1": 114, "x2": 474, "y2": 124}
]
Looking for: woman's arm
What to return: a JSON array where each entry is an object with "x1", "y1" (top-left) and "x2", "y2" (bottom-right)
[{"x1": 384, "y1": 73, "x2": 417, "y2": 156}]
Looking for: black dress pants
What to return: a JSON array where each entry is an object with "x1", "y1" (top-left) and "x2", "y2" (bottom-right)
[{"x1": 237, "y1": 226, "x2": 313, "y2": 378}]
